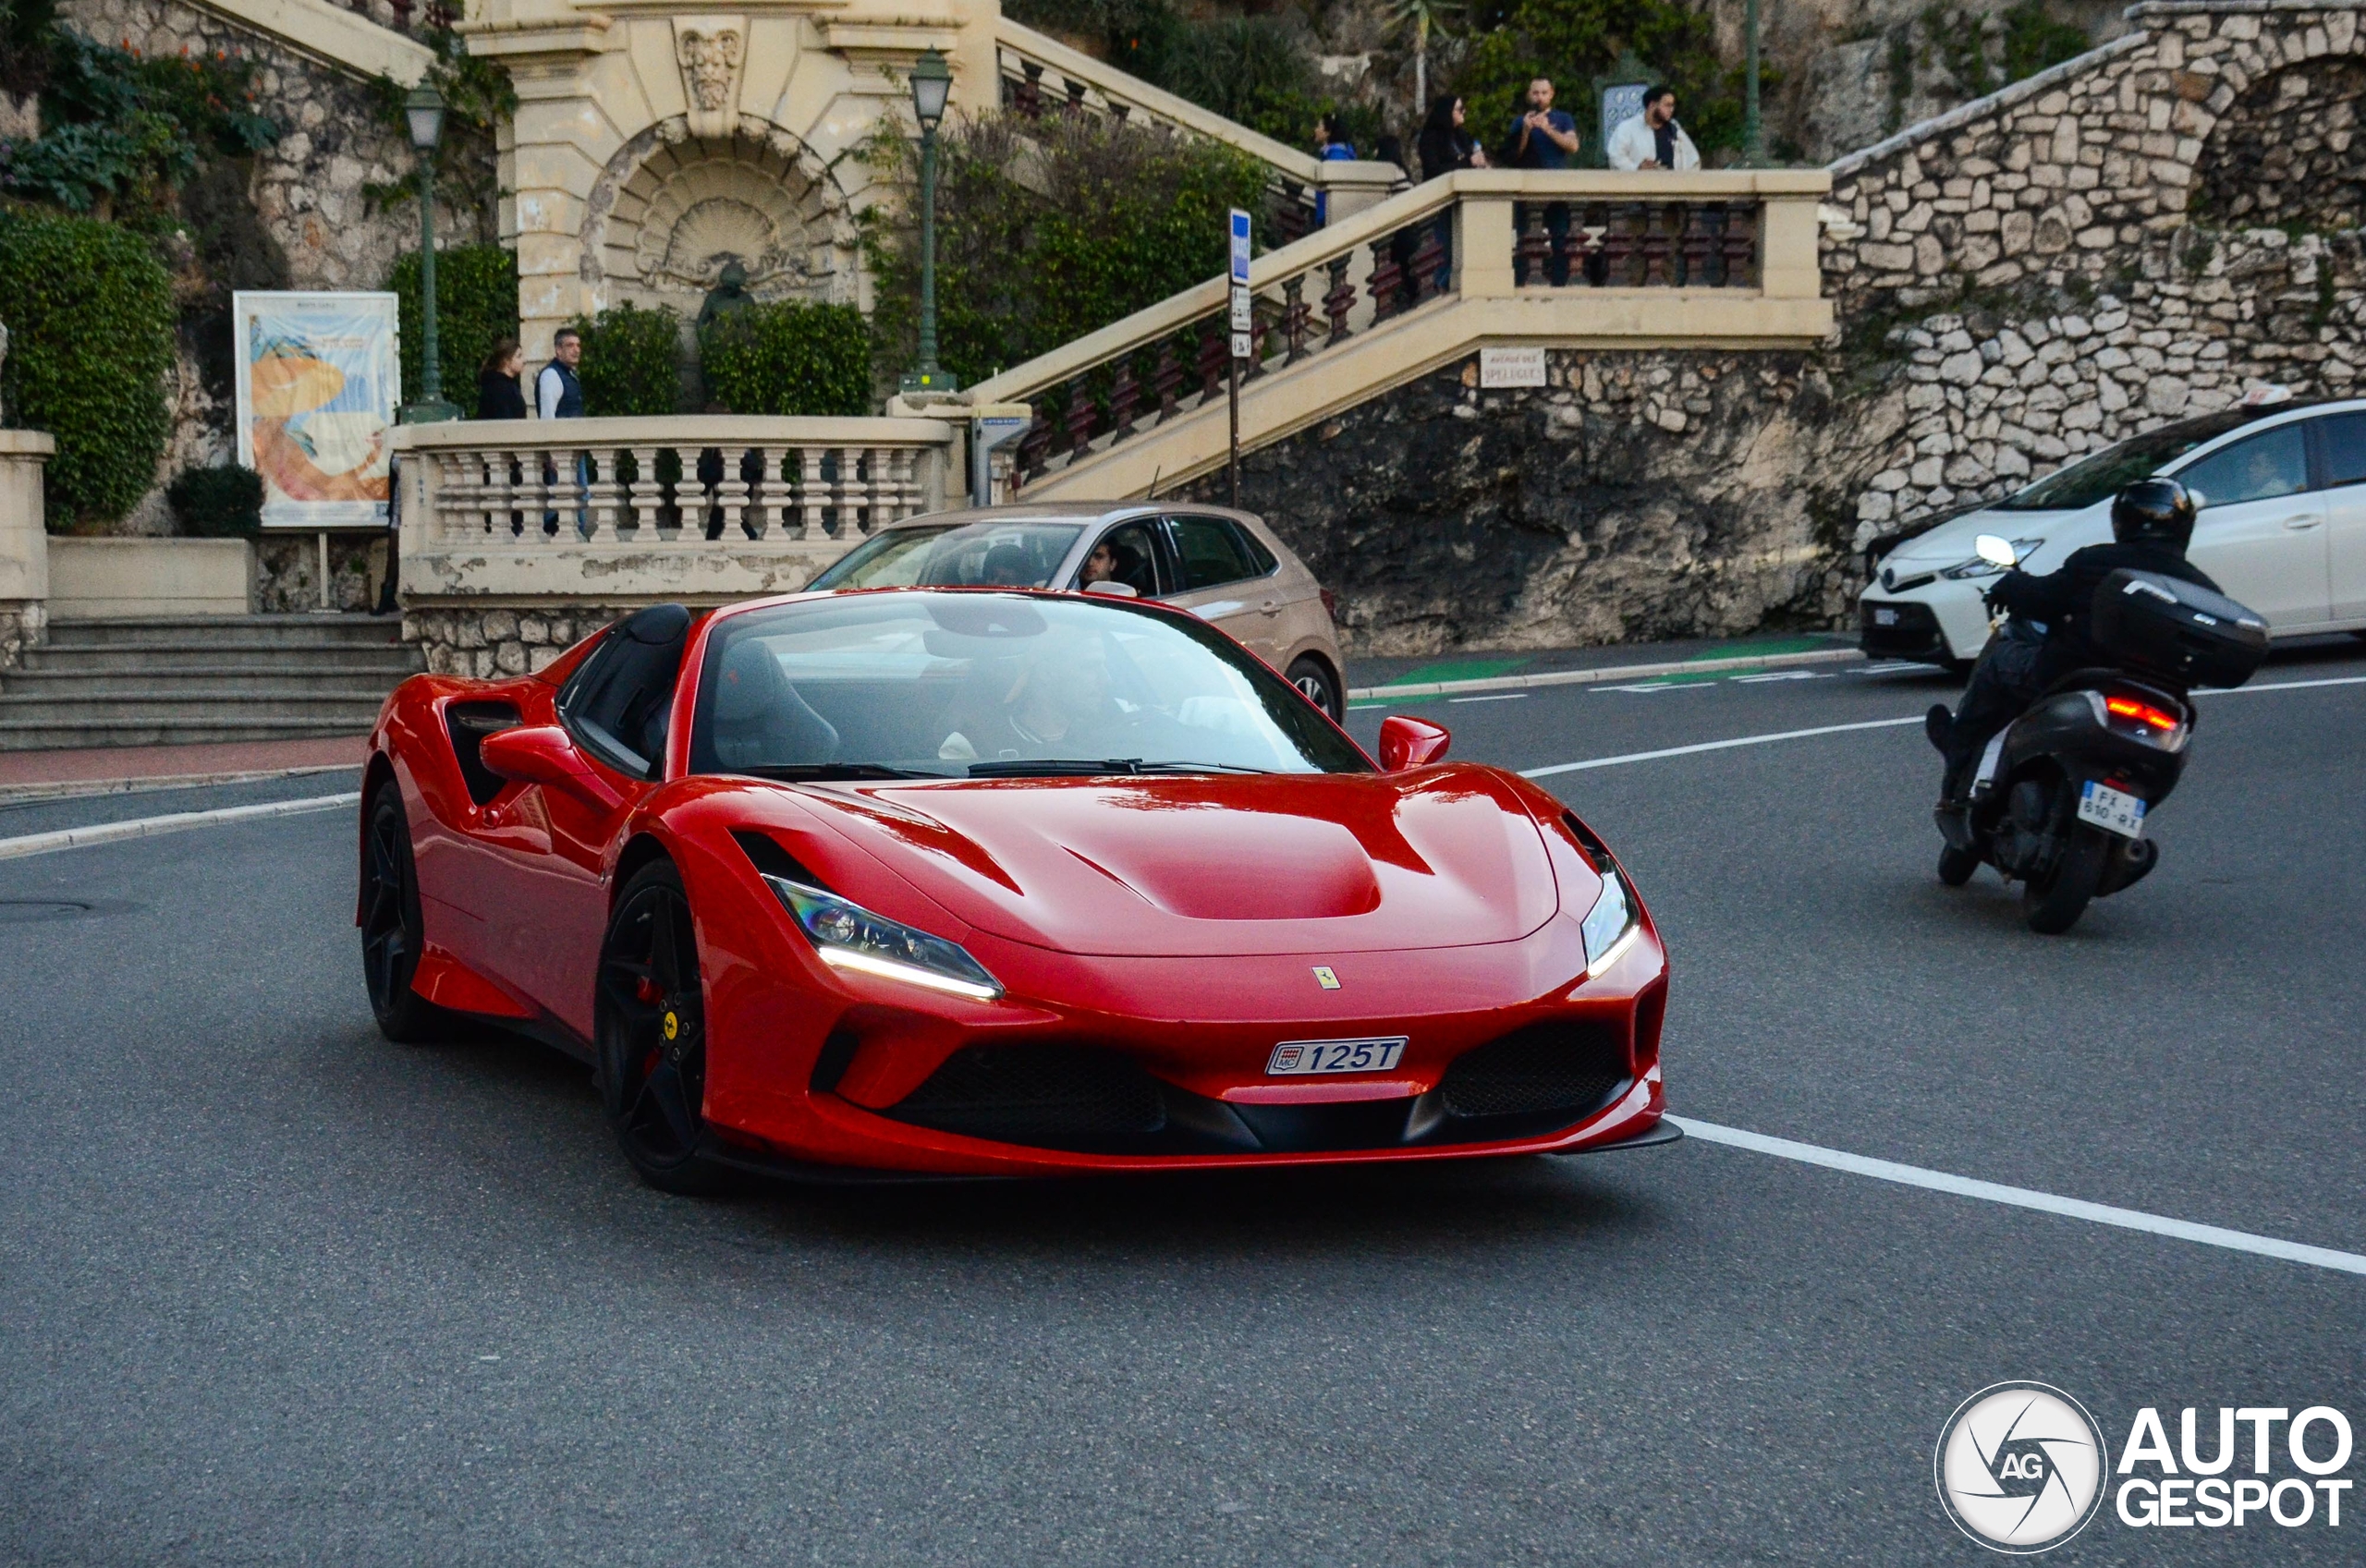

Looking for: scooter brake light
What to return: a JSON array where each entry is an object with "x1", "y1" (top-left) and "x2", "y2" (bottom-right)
[{"x1": 2104, "y1": 695, "x2": 2180, "y2": 731}]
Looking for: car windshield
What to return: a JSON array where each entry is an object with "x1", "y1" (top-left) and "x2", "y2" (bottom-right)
[
  {"x1": 804, "y1": 521, "x2": 1084, "y2": 590},
  {"x1": 688, "y1": 591, "x2": 1369, "y2": 779},
  {"x1": 1992, "y1": 407, "x2": 2274, "y2": 511}
]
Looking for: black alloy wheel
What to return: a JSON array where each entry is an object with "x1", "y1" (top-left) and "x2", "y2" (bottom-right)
[
  {"x1": 1287, "y1": 655, "x2": 1344, "y2": 722},
  {"x1": 360, "y1": 782, "x2": 457, "y2": 1043},
  {"x1": 597, "y1": 860, "x2": 726, "y2": 1195}
]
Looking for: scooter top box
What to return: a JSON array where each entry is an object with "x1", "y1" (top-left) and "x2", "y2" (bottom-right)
[{"x1": 2087, "y1": 568, "x2": 2269, "y2": 689}]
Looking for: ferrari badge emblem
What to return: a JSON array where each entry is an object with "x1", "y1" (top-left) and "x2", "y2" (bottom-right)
[
  {"x1": 1311, "y1": 966, "x2": 1340, "y2": 990},
  {"x1": 663, "y1": 1011, "x2": 679, "y2": 1041}
]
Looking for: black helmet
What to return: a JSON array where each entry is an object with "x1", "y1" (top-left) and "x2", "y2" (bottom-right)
[{"x1": 2111, "y1": 478, "x2": 2197, "y2": 548}]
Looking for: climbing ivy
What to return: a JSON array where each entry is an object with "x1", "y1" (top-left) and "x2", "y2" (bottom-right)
[{"x1": 386, "y1": 242, "x2": 519, "y2": 409}]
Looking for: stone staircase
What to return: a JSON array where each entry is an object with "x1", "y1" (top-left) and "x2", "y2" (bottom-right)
[{"x1": 0, "y1": 615, "x2": 422, "y2": 750}]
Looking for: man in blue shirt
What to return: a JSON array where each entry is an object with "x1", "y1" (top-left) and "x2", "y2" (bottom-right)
[{"x1": 1506, "y1": 78, "x2": 1580, "y2": 285}]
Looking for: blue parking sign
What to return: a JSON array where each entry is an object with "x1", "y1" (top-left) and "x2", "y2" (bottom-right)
[{"x1": 1229, "y1": 209, "x2": 1251, "y2": 284}]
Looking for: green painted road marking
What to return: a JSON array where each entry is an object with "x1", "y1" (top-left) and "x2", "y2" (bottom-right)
[{"x1": 1367, "y1": 657, "x2": 1531, "y2": 690}]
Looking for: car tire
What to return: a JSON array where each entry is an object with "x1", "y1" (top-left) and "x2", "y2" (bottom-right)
[
  {"x1": 360, "y1": 780, "x2": 462, "y2": 1044},
  {"x1": 1936, "y1": 844, "x2": 1981, "y2": 887},
  {"x1": 1287, "y1": 655, "x2": 1344, "y2": 722},
  {"x1": 596, "y1": 858, "x2": 727, "y2": 1196},
  {"x1": 2023, "y1": 824, "x2": 2108, "y2": 935}
]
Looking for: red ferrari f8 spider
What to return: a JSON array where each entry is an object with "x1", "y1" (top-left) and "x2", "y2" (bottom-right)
[{"x1": 360, "y1": 589, "x2": 1672, "y2": 1190}]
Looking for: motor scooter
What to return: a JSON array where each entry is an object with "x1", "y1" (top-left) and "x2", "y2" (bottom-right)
[{"x1": 1934, "y1": 534, "x2": 2269, "y2": 934}]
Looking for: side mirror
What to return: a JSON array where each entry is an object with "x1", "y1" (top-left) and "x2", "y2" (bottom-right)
[
  {"x1": 479, "y1": 724, "x2": 622, "y2": 808},
  {"x1": 1974, "y1": 534, "x2": 2019, "y2": 569},
  {"x1": 1377, "y1": 714, "x2": 1451, "y2": 770},
  {"x1": 1081, "y1": 580, "x2": 1139, "y2": 598}
]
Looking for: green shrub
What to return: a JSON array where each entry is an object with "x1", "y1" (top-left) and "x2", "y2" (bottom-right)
[
  {"x1": 565, "y1": 302, "x2": 684, "y2": 416},
  {"x1": 697, "y1": 301, "x2": 872, "y2": 417},
  {"x1": 1, "y1": 30, "x2": 276, "y2": 213},
  {"x1": 387, "y1": 242, "x2": 518, "y2": 408},
  {"x1": 867, "y1": 112, "x2": 1269, "y2": 389},
  {"x1": 1456, "y1": 0, "x2": 1757, "y2": 159},
  {"x1": 0, "y1": 207, "x2": 174, "y2": 524},
  {"x1": 1154, "y1": 17, "x2": 1320, "y2": 147},
  {"x1": 165, "y1": 462, "x2": 262, "y2": 537},
  {"x1": 2000, "y1": 1, "x2": 2090, "y2": 83}
]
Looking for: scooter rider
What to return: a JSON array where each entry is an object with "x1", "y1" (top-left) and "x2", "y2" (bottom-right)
[{"x1": 1927, "y1": 479, "x2": 2221, "y2": 797}]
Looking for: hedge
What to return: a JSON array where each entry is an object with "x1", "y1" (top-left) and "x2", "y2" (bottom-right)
[
  {"x1": 566, "y1": 302, "x2": 682, "y2": 416},
  {"x1": 387, "y1": 243, "x2": 518, "y2": 411},
  {"x1": 166, "y1": 463, "x2": 262, "y2": 537},
  {"x1": 698, "y1": 301, "x2": 871, "y2": 417},
  {"x1": 0, "y1": 207, "x2": 175, "y2": 525}
]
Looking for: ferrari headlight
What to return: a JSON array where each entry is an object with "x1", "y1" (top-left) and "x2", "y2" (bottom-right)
[
  {"x1": 1579, "y1": 864, "x2": 1642, "y2": 977},
  {"x1": 762, "y1": 874, "x2": 1003, "y2": 1001}
]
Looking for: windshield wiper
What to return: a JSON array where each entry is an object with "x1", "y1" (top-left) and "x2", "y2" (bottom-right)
[
  {"x1": 737, "y1": 762, "x2": 945, "y2": 782},
  {"x1": 965, "y1": 759, "x2": 1269, "y2": 778}
]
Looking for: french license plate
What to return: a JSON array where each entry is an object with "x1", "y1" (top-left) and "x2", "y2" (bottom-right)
[
  {"x1": 1872, "y1": 607, "x2": 1899, "y2": 626},
  {"x1": 2077, "y1": 780, "x2": 2147, "y2": 839},
  {"x1": 1266, "y1": 1037, "x2": 1408, "y2": 1076}
]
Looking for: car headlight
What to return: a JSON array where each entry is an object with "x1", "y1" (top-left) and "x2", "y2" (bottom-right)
[
  {"x1": 762, "y1": 873, "x2": 1003, "y2": 1001},
  {"x1": 1579, "y1": 863, "x2": 1643, "y2": 977},
  {"x1": 1940, "y1": 538, "x2": 2045, "y2": 579}
]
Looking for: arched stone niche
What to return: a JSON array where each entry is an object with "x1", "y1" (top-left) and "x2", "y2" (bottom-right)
[
  {"x1": 582, "y1": 115, "x2": 859, "y2": 310},
  {"x1": 2194, "y1": 60, "x2": 2366, "y2": 231}
]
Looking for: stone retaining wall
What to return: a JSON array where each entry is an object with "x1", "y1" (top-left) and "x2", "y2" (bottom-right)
[
  {"x1": 1183, "y1": 349, "x2": 1889, "y2": 655},
  {"x1": 1823, "y1": 1, "x2": 2366, "y2": 550},
  {"x1": 403, "y1": 608, "x2": 638, "y2": 678}
]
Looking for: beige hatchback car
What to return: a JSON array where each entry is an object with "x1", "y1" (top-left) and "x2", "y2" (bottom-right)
[{"x1": 805, "y1": 503, "x2": 1348, "y2": 718}]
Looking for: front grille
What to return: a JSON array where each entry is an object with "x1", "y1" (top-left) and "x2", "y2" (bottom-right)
[
  {"x1": 1860, "y1": 598, "x2": 1945, "y2": 660},
  {"x1": 887, "y1": 1045, "x2": 1167, "y2": 1150},
  {"x1": 1436, "y1": 1024, "x2": 1627, "y2": 1120}
]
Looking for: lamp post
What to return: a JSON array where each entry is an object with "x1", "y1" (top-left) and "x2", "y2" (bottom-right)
[
  {"x1": 1741, "y1": 0, "x2": 1766, "y2": 167},
  {"x1": 899, "y1": 48, "x2": 957, "y2": 396},
  {"x1": 400, "y1": 82, "x2": 460, "y2": 423}
]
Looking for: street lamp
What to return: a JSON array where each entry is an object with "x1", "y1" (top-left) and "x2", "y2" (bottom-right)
[
  {"x1": 1741, "y1": 0, "x2": 1766, "y2": 167},
  {"x1": 899, "y1": 48, "x2": 957, "y2": 396},
  {"x1": 400, "y1": 81, "x2": 460, "y2": 423}
]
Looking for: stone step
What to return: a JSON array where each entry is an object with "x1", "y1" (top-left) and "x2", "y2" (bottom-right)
[
  {"x1": 16, "y1": 647, "x2": 421, "y2": 675},
  {"x1": 43, "y1": 614, "x2": 405, "y2": 649},
  {"x1": 0, "y1": 691, "x2": 390, "y2": 723},
  {"x1": 0, "y1": 717, "x2": 374, "y2": 751},
  {"x1": 0, "y1": 667, "x2": 420, "y2": 697}
]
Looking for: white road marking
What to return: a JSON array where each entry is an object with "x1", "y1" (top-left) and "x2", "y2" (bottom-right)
[
  {"x1": 1673, "y1": 1117, "x2": 2366, "y2": 1278},
  {"x1": 1523, "y1": 668, "x2": 2365, "y2": 778},
  {"x1": 0, "y1": 792, "x2": 360, "y2": 862},
  {"x1": 1447, "y1": 692, "x2": 1530, "y2": 704},
  {"x1": 1522, "y1": 716, "x2": 1925, "y2": 777},
  {"x1": 1592, "y1": 681, "x2": 1714, "y2": 695},
  {"x1": 1730, "y1": 669, "x2": 1830, "y2": 684},
  {"x1": 2197, "y1": 672, "x2": 2366, "y2": 697}
]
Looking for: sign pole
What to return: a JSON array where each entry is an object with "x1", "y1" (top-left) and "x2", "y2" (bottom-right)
[
  {"x1": 1226, "y1": 208, "x2": 1251, "y2": 511},
  {"x1": 1227, "y1": 359, "x2": 1240, "y2": 509}
]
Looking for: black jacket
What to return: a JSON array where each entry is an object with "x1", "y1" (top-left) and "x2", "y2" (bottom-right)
[
  {"x1": 1989, "y1": 540, "x2": 2221, "y2": 673},
  {"x1": 476, "y1": 368, "x2": 527, "y2": 420},
  {"x1": 1417, "y1": 125, "x2": 1479, "y2": 182}
]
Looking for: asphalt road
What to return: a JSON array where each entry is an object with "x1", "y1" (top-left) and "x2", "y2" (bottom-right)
[{"x1": 3, "y1": 638, "x2": 2362, "y2": 1565}]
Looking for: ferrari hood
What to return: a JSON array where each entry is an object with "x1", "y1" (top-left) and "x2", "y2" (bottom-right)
[{"x1": 788, "y1": 769, "x2": 1564, "y2": 958}]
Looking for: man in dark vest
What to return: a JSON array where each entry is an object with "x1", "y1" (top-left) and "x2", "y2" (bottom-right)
[{"x1": 535, "y1": 327, "x2": 586, "y2": 534}]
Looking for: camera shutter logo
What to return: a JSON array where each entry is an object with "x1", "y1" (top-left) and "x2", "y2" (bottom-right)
[{"x1": 1934, "y1": 1382, "x2": 2110, "y2": 1553}]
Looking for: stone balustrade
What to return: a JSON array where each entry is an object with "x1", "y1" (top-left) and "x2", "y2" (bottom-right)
[
  {"x1": 392, "y1": 416, "x2": 960, "y2": 674},
  {"x1": 969, "y1": 168, "x2": 1832, "y2": 500}
]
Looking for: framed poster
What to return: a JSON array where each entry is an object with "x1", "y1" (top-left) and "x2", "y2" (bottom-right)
[{"x1": 233, "y1": 290, "x2": 401, "y2": 529}]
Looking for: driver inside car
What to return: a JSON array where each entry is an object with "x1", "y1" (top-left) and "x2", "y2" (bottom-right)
[
  {"x1": 1926, "y1": 479, "x2": 2221, "y2": 799},
  {"x1": 939, "y1": 633, "x2": 1131, "y2": 761}
]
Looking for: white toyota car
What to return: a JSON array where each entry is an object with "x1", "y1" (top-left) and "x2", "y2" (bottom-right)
[{"x1": 1859, "y1": 397, "x2": 2366, "y2": 666}]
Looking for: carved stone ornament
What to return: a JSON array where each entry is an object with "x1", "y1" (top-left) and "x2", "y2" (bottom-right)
[{"x1": 672, "y1": 17, "x2": 747, "y2": 140}]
